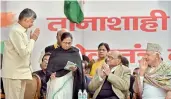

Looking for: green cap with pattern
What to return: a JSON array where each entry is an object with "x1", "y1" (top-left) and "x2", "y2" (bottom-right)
[{"x1": 146, "y1": 43, "x2": 162, "y2": 53}]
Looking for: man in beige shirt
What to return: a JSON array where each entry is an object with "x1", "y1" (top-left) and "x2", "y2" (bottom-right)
[
  {"x1": 88, "y1": 51, "x2": 131, "y2": 99},
  {"x1": 1, "y1": 8, "x2": 40, "y2": 99}
]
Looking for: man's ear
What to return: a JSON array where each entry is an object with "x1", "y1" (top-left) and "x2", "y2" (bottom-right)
[
  {"x1": 117, "y1": 59, "x2": 121, "y2": 64},
  {"x1": 155, "y1": 52, "x2": 161, "y2": 60}
]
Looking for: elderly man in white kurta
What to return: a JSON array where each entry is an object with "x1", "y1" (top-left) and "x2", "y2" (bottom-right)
[
  {"x1": 134, "y1": 43, "x2": 171, "y2": 99},
  {"x1": 1, "y1": 8, "x2": 40, "y2": 99}
]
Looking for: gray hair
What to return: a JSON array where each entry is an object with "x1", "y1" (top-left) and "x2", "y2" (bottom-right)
[
  {"x1": 150, "y1": 51, "x2": 162, "y2": 61},
  {"x1": 18, "y1": 8, "x2": 37, "y2": 20}
]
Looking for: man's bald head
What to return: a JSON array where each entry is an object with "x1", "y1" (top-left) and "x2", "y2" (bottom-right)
[
  {"x1": 57, "y1": 28, "x2": 69, "y2": 36},
  {"x1": 108, "y1": 51, "x2": 122, "y2": 59},
  {"x1": 56, "y1": 28, "x2": 69, "y2": 45},
  {"x1": 107, "y1": 51, "x2": 122, "y2": 66}
]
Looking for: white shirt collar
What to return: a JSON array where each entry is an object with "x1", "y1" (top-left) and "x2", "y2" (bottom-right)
[
  {"x1": 111, "y1": 66, "x2": 118, "y2": 73},
  {"x1": 16, "y1": 23, "x2": 27, "y2": 33}
]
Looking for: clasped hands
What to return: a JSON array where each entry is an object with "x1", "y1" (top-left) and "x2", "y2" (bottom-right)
[{"x1": 98, "y1": 63, "x2": 111, "y2": 79}]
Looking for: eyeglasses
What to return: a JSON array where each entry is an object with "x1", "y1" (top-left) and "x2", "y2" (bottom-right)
[
  {"x1": 107, "y1": 56, "x2": 118, "y2": 60},
  {"x1": 62, "y1": 42, "x2": 72, "y2": 45},
  {"x1": 42, "y1": 59, "x2": 48, "y2": 64}
]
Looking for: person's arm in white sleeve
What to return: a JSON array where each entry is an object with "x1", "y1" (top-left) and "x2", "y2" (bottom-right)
[
  {"x1": 9, "y1": 30, "x2": 35, "y2": 58},
  {"x1": 140, "y1": 76, "x2": 144, "y2": 88}
]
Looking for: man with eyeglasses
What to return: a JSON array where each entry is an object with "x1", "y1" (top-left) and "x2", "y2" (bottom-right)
[
  {"x1": 88, "y1": 51, "x2": 131, "y2": 99},
  {"x1": 34, "y1": 52, "x2": 51, "y2": 99}
]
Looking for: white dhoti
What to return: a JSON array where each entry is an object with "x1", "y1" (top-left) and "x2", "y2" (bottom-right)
[
  {"x1": 46, "y1": 72, "x2": 74, "y2": 99},
  {"x1": 2, "y1": 78, "x2": 26, "y2": 99},
  {"x1": 142, "y1": 83, "x2": 166, "y2": 99}
]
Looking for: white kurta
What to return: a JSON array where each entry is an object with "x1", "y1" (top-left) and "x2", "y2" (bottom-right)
[
  {"x1": 46, "y1": 72, "x2": 74, "y2": 99},
  {"x1": 140, "y1": 77, "x2": 166, "y2": 99},
  {"x1": 142, "y1": 83, "x2": 166, "y2": 99}
]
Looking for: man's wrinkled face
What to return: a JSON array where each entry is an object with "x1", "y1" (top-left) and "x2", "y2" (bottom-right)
[
  {"x1": 145, "y1": 51, "x2": 158, "y2": 66},
  {"x1": 106, "y1": 51, "x2": 121, "y2": 67}
]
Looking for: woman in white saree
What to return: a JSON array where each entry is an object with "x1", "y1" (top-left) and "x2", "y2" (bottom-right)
[{"x1": 46, "y1": 32, "x2": 85, "y2": 99}]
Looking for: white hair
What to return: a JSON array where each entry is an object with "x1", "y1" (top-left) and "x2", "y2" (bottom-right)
[{"x1": 153, "y1": 51, "x2": 162, "y2": 60}]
